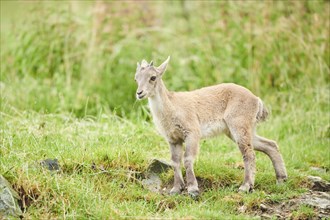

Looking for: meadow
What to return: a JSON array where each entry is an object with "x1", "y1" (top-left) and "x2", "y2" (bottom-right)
[{"x1": 0, "y1": 1, "x2": 329, "y2": 219}]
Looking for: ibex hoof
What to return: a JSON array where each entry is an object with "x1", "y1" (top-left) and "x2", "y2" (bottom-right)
[
  {"x1": 169, "y1": 187, "x2": 183, "y2": 195},
  {"x1": 276, "y1": 176, "x2": 288, "y2": 185},
  {"x1": 238, "y1": 184, "x2": 254, "y2": 193},
  {"x1": 188, "y1": 190, "x2": 200, "y2": 200}
]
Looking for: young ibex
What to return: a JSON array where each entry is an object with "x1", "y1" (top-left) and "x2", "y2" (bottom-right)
[{"x1": 135, "y1": 57, "x2": 287, "y2": 197}]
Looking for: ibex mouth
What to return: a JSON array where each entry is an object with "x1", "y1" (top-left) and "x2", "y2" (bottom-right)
[{"x1": 137, "y1": 94, "x2": 146, "y2": 100}]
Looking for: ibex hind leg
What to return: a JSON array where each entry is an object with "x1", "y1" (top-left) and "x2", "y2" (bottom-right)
[
  {"x1": 253, "y1": 135, "x2": 288, "y2": 183},
  {"x1": 226, "y1": 119, "x2": 256, "y2": 193}
]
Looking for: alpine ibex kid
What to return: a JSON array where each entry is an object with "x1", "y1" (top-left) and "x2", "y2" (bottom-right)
[{"x1": 134, "y1": 57, "x2": 287, "y2": 197}]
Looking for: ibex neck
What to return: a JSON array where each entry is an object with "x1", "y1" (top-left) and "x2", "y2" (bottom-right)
[{"x1": 148, "y1": 80, "x2": 171, "y2": 116}]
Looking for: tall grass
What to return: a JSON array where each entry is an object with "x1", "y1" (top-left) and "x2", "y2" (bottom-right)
[{"x1": 1, "y1": 1, "x2": 328, "y2": 118}]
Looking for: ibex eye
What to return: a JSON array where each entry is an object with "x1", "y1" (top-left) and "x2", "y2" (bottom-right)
[{"x1": 150, "y1": 76, "x2": 156, "y2": 81}]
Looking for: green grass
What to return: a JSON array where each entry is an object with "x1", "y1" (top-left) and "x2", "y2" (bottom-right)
[
  {"x1": 291, "y1": 205, "x2": 317, "y2": 220},
  {"x1": 1, "y1": 1, "x2": 329, "y2": 219},
  {"x1": 1, "y1": 109, "x2": 323, "y2": 219}
]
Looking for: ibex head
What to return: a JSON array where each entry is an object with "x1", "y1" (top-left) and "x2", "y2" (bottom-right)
[{"x1": 134, "y1": 56, "x2": 170, "y2": 100}]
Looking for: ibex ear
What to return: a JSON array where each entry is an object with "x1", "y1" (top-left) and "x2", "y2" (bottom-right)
[
  {"x1": 141, "y1": 59, "x2": 149, "y2": 67},
  {"x1": 149, "y1": 61, "x2": 153, "y2": 66},
  {"x1": 156, "y1": 56, "x2": 170, "y2": 76}
]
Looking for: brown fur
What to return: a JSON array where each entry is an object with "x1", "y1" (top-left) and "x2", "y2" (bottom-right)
[{"x1": 135, "y1": 57, "x2": 287, "y2": 196}]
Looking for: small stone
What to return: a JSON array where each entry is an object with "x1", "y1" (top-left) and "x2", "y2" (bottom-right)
[
  {"x1": 91, "y1": 162, "x2": 97, "y2": 170},
  {"x1": 40, "y1": 158, "x2": 60, "y2": 171},
  {"x1": 238, "y1": 205, "x2": 247, "y2": 213},
  {"x1": 99, "y1": 165, "x2": 106, "y2": 172},
  {"x1": 274, "y1": 213, "x2": 283, "y2": 219},
  {"x1": 261, "y1": 213, "x2": 272, "y2": 219},
  {"x1": 260, "y1": 203, "x2": 268, "y2": 212}
]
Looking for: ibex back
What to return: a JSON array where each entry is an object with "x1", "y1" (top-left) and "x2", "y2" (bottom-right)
[{"x1": 134, "y1": 57, "x2": 287, "y2": 197}]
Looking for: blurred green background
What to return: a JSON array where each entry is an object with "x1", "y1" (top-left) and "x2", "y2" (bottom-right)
[{"x1": 1, "y1": 0, "x2": 328, "y2": 119}]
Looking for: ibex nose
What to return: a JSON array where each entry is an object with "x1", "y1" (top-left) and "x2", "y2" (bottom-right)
[{"x1": 137, "y1": 90, "x2": 143, "y2": 95}]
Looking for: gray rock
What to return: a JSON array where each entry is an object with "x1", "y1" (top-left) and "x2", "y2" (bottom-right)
[
  {"x1": 0, "y1": 175, "x2": 23, "y2": 218},
  {"x1": 40, "y1": 158, "x2": 60, "y2": 171},
  {"x1": 307, "y1": 175, "x2": 330, "y2": 192},
  {"x1": 246, "y1": 177, "x2": 330, "y2": 219},
  {"x1": 147, "y1": 159, "x2": 172, "y2": 174},
  {"x1": 300, "y1": 191, "x2": 330, "y2": 210},
  {"x1": 141, "y1": 159, "x2": 172, "y2": 193}
]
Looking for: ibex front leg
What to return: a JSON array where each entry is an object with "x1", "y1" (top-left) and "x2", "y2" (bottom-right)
[
  {"x1": 184, "y1": 134, "x2": 200, "y2": 198},
  {"x1": 170, "y1": 143, "x2": 185, "y2": 195}
]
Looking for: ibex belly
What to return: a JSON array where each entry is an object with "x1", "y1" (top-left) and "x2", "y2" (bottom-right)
[{"x1": 200, "y1": 120, "x2": 228, "y2": 138}]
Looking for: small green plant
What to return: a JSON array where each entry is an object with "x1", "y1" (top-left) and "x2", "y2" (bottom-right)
[{"x1": 291, "y1": 205, "x2": 316, "y2": 220}]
